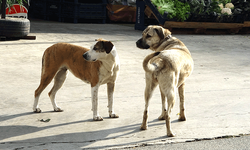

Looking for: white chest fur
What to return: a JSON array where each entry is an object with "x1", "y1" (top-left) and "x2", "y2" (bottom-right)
[{"x1": 98, "y1": 46, "x2": 120, "y2": 85}]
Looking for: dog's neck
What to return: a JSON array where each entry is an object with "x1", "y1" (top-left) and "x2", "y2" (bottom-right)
[
  {"x1": 166, "y1": 34, "x2": 172, "y2": 39},
  {"x1": 151, "y1": 35, "x2": 172, "y2": 51},
  {"x1": 162, "y1": 34, "x2": 172, "y2": 43},
  {"x1": 101, "y1": 46, "x2": 120, "y2": 73},
  {"x1": 156, "y1": 36, "x2": 192, "y2": 56}
]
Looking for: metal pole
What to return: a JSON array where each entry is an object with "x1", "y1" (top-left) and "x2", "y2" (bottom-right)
[{"x1": 1, "y1": 0, "x2": 6, "y2": 19}]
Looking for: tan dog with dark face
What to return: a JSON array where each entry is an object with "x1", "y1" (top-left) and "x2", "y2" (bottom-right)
[
  {"x1": 33, "y1": 39, "x2": 120, "y2": 121},
  {"x1": 136, "y1": 25, "x2": 193, "y2": 137}
]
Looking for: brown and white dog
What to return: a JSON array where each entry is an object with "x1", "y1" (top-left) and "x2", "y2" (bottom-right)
[
  {"x1": 136, "y1": 25, "x2": 194, "y2": 137},
  {"x1": 33, "y1": 39, "x2": 120, "y2": 121}
]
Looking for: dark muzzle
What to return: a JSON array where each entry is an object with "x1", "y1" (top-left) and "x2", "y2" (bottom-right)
[{"x1": 136, "y1": 38, "x2": 150, "y2": 49}]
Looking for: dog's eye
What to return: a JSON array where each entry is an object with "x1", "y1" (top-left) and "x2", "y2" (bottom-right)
[{"x1": 146, "y1": 35, "x2": 151, "y2": 38}]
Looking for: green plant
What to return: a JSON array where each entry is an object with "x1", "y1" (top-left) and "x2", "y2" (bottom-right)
[
  {"x1": 188, "y1": 0, "x2": 205, "y2": 14},
  {"x1": 1, "y1": 0, "x2": 27, "y2": 18},
  {"x1": 219, "y1": 0, "x2": 231, "y2": 5},
  {"x1": 188, "y1": 0, "x2": 221, "y2": 15},
  {"x1": 174, "y1": 0, "x2": 190, "y2": 21},
  {"x1": 0, "y1": 0, "x2": 27, "y2": 10},
  {"x1": 210, "y1": 0, "x2": 222, "y2": 13},
  {"x1": 152, "y1": 0, "x2": 191, "y2": 21},
  {"x1": 233, "y1": 0, "x2": 250, "y2": 20},
  {"x1": 152, "y1": 0, "x2": 175, "y2": 18}
]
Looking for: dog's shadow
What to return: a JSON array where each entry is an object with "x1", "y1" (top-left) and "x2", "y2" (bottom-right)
[
  {"x1": 0, "y1": 112, "x2": 178, "y2": 149},
  {"x1": 0, "y1": 112, "x2": 34, "y2": 122}
]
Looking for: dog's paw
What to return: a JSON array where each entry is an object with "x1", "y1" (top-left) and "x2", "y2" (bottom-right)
[
  {"x1": 178, "y1": 116, "x2": 186, "y2": 121},
  {"x1": 158, "y1": 114, "x2": 166, "y2": 120},
  {"x1": 93, "y1": 116, "x2": 103, "y2": 121},
  {"x1": 54, "y1": 107, "x2": 63, "y2": 112},
  {"x1": 167, "y1": 132, "x2": 175, "y2": 137},
  {"x1": 33, "y1": 108, "x2": 41, "y2": 113},
  {"x1": 109, "y1": 114, "x2": 119, "y2": 118},
  {"x1": 140, "y1": 124, "x2": 148, "y2": 130}
]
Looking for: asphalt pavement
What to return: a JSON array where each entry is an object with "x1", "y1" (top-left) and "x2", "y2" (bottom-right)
[
  {"x1": 0, "y1": 20, "x2": 250, "y2": 150},
  {"x1": 126, "y1": 134, "x2": 250, "y2": 150}
]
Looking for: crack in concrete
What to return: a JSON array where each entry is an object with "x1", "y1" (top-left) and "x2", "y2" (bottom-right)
[{"x1": 5, "y1": 134, "x2": 250, "y2": 150}]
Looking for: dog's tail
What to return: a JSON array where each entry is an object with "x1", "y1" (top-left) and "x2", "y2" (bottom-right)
[{"x1": 143, "y1": 52, "x2": 164, "y2": 72}]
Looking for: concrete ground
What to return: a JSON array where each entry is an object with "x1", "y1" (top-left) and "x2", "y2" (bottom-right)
[
  {"x1": 128, "y1": 134, "x2": 250, "y2": 150},
  {"x1": 0, "y1": 21, "x2": 250, "y2": 150}
]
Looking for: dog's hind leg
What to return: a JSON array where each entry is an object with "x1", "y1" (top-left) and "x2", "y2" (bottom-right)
[
  {"x1": 140, "y1": 73, "x2": 158, "y2": 130},
  {"x1": 161, "y1": 83, "x2": 177, "y2": 137},
  {"x1": 158, "y1": 88, "x2": 166, "y2": 120},
  {"x1": 48, "y1": 67, "x2": 68, "y2": 112},
  {"x1": 34, "y1": 87, "x2": 43, "y2": 113},
  {"x1": 159, "y1": 72, "x2": 176, "y2": 137},
  {"x1": 165, "y1": 88, "x2": 176, "y2": 137},
  {"x1": 33, "y1": 70, "x2": 58, "y2": 113},
  {"x1": 178, "y1": 83, "x2": 186, "y2": 121}
]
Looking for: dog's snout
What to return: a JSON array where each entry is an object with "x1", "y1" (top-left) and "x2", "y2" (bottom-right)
[
  {"x1": 136, "y1": 39, "x2": 142, "y2": 47},
  {"x1": 136, "y1": 38, "x2": 150, "y2": 49},
  {"x1": 83, "y1": 53, "x2": 89, "y2": 60},
  {"x1": 83, "y1": 52, "x2": 97, "y2": 62}
]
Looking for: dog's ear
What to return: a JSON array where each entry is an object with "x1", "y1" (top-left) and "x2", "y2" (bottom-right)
[
  {"x1": 164, "y1": 28, "x2": 172, "y2": 37},
  {"x1": 155, "y1": 28, "x2": 165, "y2": 39},
  {"x1": 95, "y1": 38, "x2": 103, "y2": 41},
  {"x1": 154, "y1": 27, "x2": 172, "y2": 39},
  {"x1": 154, "y1": 27, "x2": 165, "y2": 39},
  {"x1": 102, "y1": 41, "x2": 114, "y2": 54}
]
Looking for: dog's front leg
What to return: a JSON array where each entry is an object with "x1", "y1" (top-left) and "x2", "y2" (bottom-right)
[
  {"x1": 107, "y1": 82, "x2": 119, "y2": 118},
  {"x1": 91, "y1": 84, "x2": 103, "y2": 121},
  {"x1": 140, "y1": 91, "x2": 151, "y2": 130}
]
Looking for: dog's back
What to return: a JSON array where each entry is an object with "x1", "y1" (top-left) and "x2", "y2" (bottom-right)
[
  {"x1": 159, "y1": 37, "x2": 191, "y2": 55},
  {"x1": 42, "y1": 43, "x2": 101, "y2": 81},
  {"x1": 143, "y1": 41, "x2": 193, "y2": 79},
  {"x1": 42, "y1": 43, "x2": 89, "y2": 69}
]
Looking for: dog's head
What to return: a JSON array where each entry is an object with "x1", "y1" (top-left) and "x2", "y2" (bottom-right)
[
  {"x1": 136, "y1": 25, "x2": 171, "y2": 50},
  {"x1": 83, "y1": 38, "x2": 114, "y2": 61}
]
